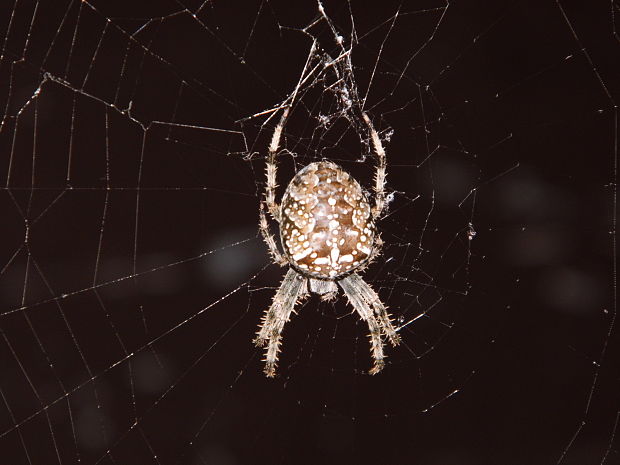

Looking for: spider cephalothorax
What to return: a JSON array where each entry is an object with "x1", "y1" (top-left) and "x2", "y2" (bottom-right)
[{"x1": 256, "y1": 109, "x2": 400, "y2": 377}]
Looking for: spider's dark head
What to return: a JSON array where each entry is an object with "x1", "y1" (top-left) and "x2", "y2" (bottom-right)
[{"x1": 279, "y1": 161, "x2": 376, "y2": 280}]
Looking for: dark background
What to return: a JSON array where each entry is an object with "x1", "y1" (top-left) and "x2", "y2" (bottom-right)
[{"x1": 0, "y1": 0, "x2": 618, "y2": 464}]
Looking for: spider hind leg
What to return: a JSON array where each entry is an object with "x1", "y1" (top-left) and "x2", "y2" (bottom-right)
[
  {"x1": 254, "y1": 268, "x2": 307, "y2": 377},
  {"x1": 344, "y1": 273, "x2": 401, "y2": 347},
  {"x1": 339, "y1": 273, "x2": 400, "y2": 374}
]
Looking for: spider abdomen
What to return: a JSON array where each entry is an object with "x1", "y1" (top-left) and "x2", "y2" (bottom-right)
[{"x1": 280, "y1": 161, "x2": 375, "y2": 279}]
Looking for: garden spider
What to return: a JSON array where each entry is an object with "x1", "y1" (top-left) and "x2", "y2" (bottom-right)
[{"x1": 255, "y1": 107, "x2": 401, "y2": 377}]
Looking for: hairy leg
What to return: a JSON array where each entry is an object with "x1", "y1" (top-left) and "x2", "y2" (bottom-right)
[
  {"x1": 265, "y1": 107, "x2": 290, "y2": 222},
  {"x1": 254, "y1": 268, "x2": 306, "y2": 377},
  {"x1": 339, "y1": 274, "x2": 387, "y2": 375},
  {"x1": 341, "y1": 273, "x2": 401, "y2": 347},
  {"x1": 259, "y1": 202, "x2": 287, "y2": 266},
  {"x1": 362, "y1": 112, "x2": 387, "y2": 219}
]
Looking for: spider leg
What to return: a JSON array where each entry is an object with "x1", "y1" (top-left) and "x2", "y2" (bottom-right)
[
  {"x1": 254, "y1": 268, "x2": 306, "y2": 377},
  {"x1": 259, "y1": 202, "x2": 288, "y2": 266},
  {"x1": 365, "y1": 234, "x2": 383, "y2": 267},
  {"x1": 341, "y1": 273, "x2": 401, "y2": 347},
  {"x1": 361, "y1": 112, "x2": 387, "y2": 219},
  {"x1": 265, "y1": 107, "x2": 290, "y2": 222},
  {"x1": 339, "y1": 274, "x2": 388, "y2": 375}
]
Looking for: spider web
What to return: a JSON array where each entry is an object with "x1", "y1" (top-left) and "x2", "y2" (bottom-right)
[{"x1": 0, "y1": 0, "x2": 617, "y2": 463}]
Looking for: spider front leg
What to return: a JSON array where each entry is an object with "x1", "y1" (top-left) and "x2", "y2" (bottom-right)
[
  {"x1": 254, "y1": 268, "x2": 307, "y2": 377},
  {"x1": 265, "y1": 107, "x2": 290, "y2": 222},
  {"x1": 362, "y1": 112, "x2": 388, "y2": 219}
]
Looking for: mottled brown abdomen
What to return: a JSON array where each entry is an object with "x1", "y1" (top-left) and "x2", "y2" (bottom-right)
[{"x1": 280, "y1": 161, "x2": 375, "y2": 279}]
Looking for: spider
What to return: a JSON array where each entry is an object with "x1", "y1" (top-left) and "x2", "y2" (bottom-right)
[{"x1": 255, "y1": 108, "x2": 401, "y2": 377}]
